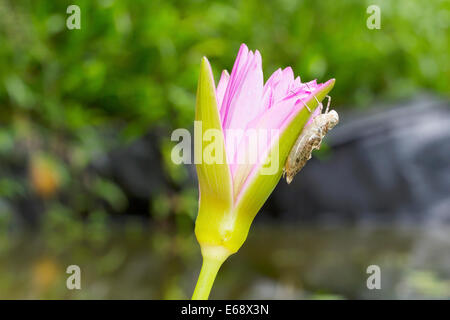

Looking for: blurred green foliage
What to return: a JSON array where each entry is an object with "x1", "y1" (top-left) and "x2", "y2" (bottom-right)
[
  {"x1": 0, "y1": 0, "x2": 448, "y2": 135},
  {"x1": 0, "y1": 0, "x2": 448, "y2": 299},
  {"x1": 0, "y1": 0, "x2": 448, "y2": 221}
]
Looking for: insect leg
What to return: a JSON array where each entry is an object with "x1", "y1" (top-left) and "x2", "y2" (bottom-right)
[
  {"x1": 304, "y1": 82, "x2": 323, "y2": 113},
  {"x1": 289, "y1": 89, "x2": 311, "y2": 113},
  {"x1": 299, "y1": 97, "x2": 311, "y2": 113},
  {"x1": 325, "y1": 95, "x2": 331, "y2": 114}
]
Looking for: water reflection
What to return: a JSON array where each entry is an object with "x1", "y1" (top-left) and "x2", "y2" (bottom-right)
[{"x1": 1, "y1": 224, "x2": 448, "y2": 299}]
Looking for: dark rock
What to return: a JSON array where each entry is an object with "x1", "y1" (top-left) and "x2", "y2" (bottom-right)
[{"x1": 265, "y1": 95, "x2": 450, "y2": 225}]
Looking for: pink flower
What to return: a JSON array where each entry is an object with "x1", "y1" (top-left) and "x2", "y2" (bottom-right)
[
  {"x1": 215, "y1": 44, "x2": 334, "y2": 200},
  {"x1": 192, "y1": 43, "x2": 335, "y2": 299}
]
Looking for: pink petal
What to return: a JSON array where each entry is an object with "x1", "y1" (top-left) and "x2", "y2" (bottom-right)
[
  {"x1": 263, "y1": 68, "x2": 282, "y2": 101},
  {"x1": 224, "y1": 50, "x2": 263, "y2": 130},
  {"x1": 219, "y1": 44, "x2": 249, "y2": 123},
  {"x1": 272, "y1": 67, "x2": 294, "y2": 103},
  {"x1": 220, "y1": 46, "x2": 264, "y2": 165},
  {"x1": 216, "y1": 70, "x2": 229, "y2": 112}
]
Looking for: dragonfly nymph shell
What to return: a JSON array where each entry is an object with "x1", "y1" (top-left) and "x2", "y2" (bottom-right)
[{"x1": 284, "y1": 110, "x2": 339, "y2": 184}]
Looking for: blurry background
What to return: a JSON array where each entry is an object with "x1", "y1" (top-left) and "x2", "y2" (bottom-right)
[{"x1": 0, "y1": 0, "x2": 449, "y2": 299}]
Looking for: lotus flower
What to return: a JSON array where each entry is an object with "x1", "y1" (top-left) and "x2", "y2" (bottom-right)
[{"x1": 192, "y1": 44, "x2": 335, "y2": 299}]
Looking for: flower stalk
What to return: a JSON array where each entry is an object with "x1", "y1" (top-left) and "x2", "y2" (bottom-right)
[{"x1": 192, "y1": 246, "x2": 230, "y2": 300}]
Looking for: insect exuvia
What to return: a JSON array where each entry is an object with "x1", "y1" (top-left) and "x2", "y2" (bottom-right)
[{"x1": 283, "y1": 85, "x2": 339, "y2": 184}]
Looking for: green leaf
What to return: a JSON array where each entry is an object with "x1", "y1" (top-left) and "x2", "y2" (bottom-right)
[{"x1": 194, "y1": 57, "x2": 233, "y2": 249}]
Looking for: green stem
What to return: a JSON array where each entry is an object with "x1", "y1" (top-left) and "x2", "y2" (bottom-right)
[{"x1": 192, "y1": 246, "x2": 230, "y2": 300}]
